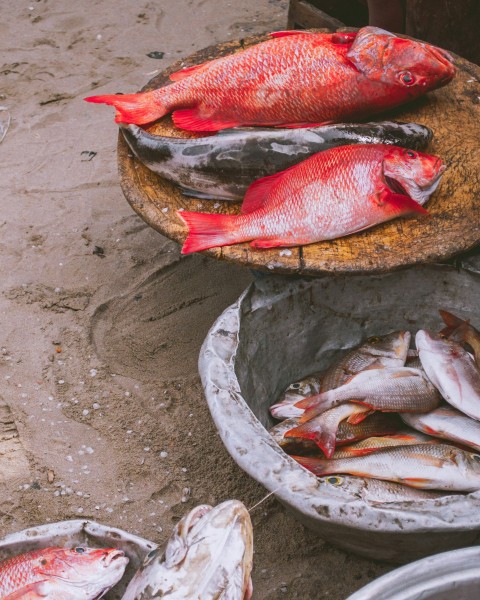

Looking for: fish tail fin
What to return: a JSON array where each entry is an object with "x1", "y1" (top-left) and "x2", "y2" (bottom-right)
[
  {"x1": 296, "y1": 393, "x2": 335, "y2": 423},
  {"x1": 291, "y1": 455, "x2": 332, "y2": 476},
  {"x1": 84, "y1": 91, "x2": 166, "y2": 125},
  {"x1": 178, "y1": 211, "x2": 241, "y2": 254},
  {"x1": 285, "y1": 419, "x2": 338, "y2": 458}
]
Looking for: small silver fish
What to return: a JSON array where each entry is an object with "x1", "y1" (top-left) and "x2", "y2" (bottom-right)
[
  {"x1": 321, "y1": 330, "x2": 411, "y2": 392},
  {"x1": 122, "y1": 501, "x2": 253, "y2": 600},
  {"x1": 331, "y1": 431, "x2": 436, "y2": 458},
  {"x1": 298, "y1": 367, "x2": 441, "y2": 420},
  {"x1": 270, "y1": 373, "x2": 322, "y2": 419},
  {"x1": 402, "y1": 405, "x2": 480, "y2": 452},
  {"x1": 294, "y1": 443, "x2": 480, "y2": 491},
  {"x1": 121, "y1": 121, "x2": 432, "y2": 201},
  {"x1": 321, "y1": 474, "x2": 447, "y2": 503},
  {"x1": 416, "y1": 330, "x2": 480, "y2": 421}
]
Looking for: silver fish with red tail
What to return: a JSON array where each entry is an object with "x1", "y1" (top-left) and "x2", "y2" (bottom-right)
[
  {"x1": 296, "y1": 367, "x2": 441, "y2": 421},
  {"x1": 320, "y1": 330, "x2": 410, "y2": 392},
  {"x1": 294, "y1": 443, "x2": 480, "y2": 491},
  {"x1": 416, "y1": 330, "x2": 480, "y2": 421}
]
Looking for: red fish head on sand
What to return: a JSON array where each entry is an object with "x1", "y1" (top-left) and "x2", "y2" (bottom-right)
[
  {"x1": 0, "y1": 546, "x2": 129, "y2": 597},
  {"x1": 348, "y1": 26, "x2": 456, "y2": 98},
  {"x1": 382, "y1": 147, "x2": 446, "y2": 205}
]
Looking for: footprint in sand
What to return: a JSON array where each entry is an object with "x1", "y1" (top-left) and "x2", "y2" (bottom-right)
[
  {"x1": 90, "y1": 255, "x2": 251, "y2": 381},
  {"x1": 0, "y1": 399, "x2": 31, "y2": 487}
]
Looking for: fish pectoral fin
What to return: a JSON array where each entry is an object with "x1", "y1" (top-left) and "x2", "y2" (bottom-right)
[
  {"x1": 241, "y1": 170, "x2": 288, "y2": 213},
  {"x1": 172, "y1": 109, "x2": 241, "y2": 132},
  {"x1": 403, "y1": 477, "x2": 431, "y2": 487},
  {"x1": 3, "y1": 581, "x2": 51, "y2": 599},
  {"x1": 346, "y1": 409, "x2": 373, "y2": 425},
  {"x1": 370, "y1": 189, "x2": 429, "y2": 215},
  {"x1": 269, "y1": 30, "x2": 317, "y2": 38}
]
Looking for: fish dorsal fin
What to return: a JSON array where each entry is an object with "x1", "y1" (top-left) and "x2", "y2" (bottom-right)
[
  {"x1": 269, "y1": 30, "x2": 316, "y2": 38},
  {"x1": 169, "y1": 61, "x2": 211, "y2": 81},
  {"x1": 241, "y1": 171, "x2": 286, "y2": 214}
]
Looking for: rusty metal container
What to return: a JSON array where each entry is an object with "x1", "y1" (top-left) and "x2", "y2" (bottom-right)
[
  {"x1": 346, "y1": 546, "x2": 480, "y2": 599},
  {"x1": 0, "y1": 520, "x2": 157, "y2": 599},
  {"x1": 199, "y1": 263, "x2": 480, "y2": 563}
]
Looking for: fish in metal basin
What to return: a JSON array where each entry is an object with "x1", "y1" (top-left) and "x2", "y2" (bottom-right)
[
  {"x1": 120, "y1": 121, "x2": 433, "y2": 201},
  {"x1": 321, "y1": 475, "x2": 448, "y2": 503},
  {"x1": 269, "y1": 373, "x2": 322, "y2": 419},
  {"x1": 272, "y1": 411, "x2": 402, "y2": 457},
  {"x1": 86, "y1": 27, "x2": 455, "y2": 130},
  {"x1": 320, "y1": 330, "x2": 411, "y2": 392},
  {"x1": 331, "y1": 431, "x2": 438, "y2": 458},
  {"x1": 402, "y1": 405, "x2": 480, "y2": 452},
  {"x1": 122, "y1": 500, "x2": 253, "y2": 600},
  {"x1": 294, "y1": 443, "x2": 480, "y2": 491},
  {"x1": 416, "y1": 330, "x2": 480, "y2": 421},
  {"x1": 296, "y1": 367, "x2": 441, "y2": 421},
  {"x1": 0, "y1": 546, "x2": 128, "y2": 599},
  {"x1": 178, "y1": 144, "x2": 444, "y2": 253}
]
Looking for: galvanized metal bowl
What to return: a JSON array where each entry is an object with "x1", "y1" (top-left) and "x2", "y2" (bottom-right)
[
  {"x1": 0, "y1": 520, "x2": 157, "y2": 599},
  {"x1": 346, "y1": 546, "x2": 480, "y2": 599},
  {"x1": 199, "y1": 263, "x2": 480, "y2": 563}
]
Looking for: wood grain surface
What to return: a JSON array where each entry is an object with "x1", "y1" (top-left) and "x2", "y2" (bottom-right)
[{"x1": 118, "y1": 31, "x2": 480, "y2": 275}]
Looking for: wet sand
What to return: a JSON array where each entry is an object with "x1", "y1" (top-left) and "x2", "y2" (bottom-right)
[{"x1": 0, "y1": 1, "x2": 390, "y2": 596}]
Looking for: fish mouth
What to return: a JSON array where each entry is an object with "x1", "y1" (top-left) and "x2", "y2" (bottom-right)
[
  {"x1": 103, "y1": 549, "x2": 128, "y2": 567},
  {"x1": 425, "y1": 45, "x2": 456, "y2": 81}
]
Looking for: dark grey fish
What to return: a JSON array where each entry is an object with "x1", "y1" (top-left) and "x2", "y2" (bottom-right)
[{"x1": 120, "y1": 121, "x2": 433, "y2": 201}]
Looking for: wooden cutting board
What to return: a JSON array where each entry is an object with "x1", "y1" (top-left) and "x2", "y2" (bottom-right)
[{"x1": 118, "y1": 31, "x2": 480, "y2": 275}]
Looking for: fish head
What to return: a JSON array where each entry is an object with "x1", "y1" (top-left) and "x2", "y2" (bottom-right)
[
  {"x1": 123, "y1": 501, "x2": 253, "y2": 599},
  {"x1": 364, "y1": 330, "x2": 411, "y2": 362},
  {"x1": 347, "y1": 26, "x2": 456, "y2": 94},
  {"x1": 272, "y1": 375, "x2": 322, "y2": 417},
  {"x1": 382, "y1": 147, "x2": 446, "y2": 205},
  {"x1": 33, "y1": 546, "x2": 128, "y2": 596}
]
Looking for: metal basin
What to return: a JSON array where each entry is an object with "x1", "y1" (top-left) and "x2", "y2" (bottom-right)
[
  {"x1": 199, "y1": 263, "x2": 480, "y2": 563},
  {"x1": 346, "y1": 546, "x2": 480, "y2": 599},
  {"x1": 0, "y1": 520, "x2": 157, "y2": 599}
]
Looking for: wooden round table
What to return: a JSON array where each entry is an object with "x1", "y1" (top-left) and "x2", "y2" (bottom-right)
[{"x1": 118, "y1": 31, "x2": 480, "y2": 275}]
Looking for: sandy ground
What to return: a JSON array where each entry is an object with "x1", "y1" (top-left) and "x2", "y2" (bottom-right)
[{"x1": 0, "y1": 1, "x2": 391, "y2": 597}]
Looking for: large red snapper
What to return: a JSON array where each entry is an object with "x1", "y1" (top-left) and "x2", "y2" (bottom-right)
[
  {"x1": 85, "y1": 27, "x2": 455, "y2": 130},
  {"x1": 178, "y1": 144, "x2": 444, "y2": 254},
  {"x1": 0, "y1": 546, "x2": 128, "y2": 599}
]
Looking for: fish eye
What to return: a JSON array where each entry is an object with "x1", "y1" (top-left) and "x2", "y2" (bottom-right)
[
  {"x1": 405, "y1": 150, "x2": 416, "y2": 158},
  {"x1": 473, "y1": 454, "x2": 480, "y2": 463},
  {"x1": 368, "y1": 336, "x2": 380, "y2": 344},
  {"x1": 74, "y1": 547, "x2": 85, "y2": 554},
  {"x1": 400, "y1": 71, "x2": 415, "y2": 85},
  {"x1": 290, "y1": 383, "x2": 301, "y2": 390},
  {"x1": 325, "y1": 476, "x2": 343, "y2": 486}
]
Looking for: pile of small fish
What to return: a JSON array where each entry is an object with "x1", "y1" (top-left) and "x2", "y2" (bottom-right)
[
  {"x1": 0, "y1": 501, "x2": 253, "y2": 600},
  {"x1": 86, "y1": 26, "x2": 456, "y2": 255},
  {"x1": 269, "y1": 310, "x2": 480, "y2": 499}
]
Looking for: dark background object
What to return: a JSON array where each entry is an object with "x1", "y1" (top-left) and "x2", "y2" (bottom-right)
[{"x1": 287, "y1": 0, "x2": 480, "y2": 64}]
